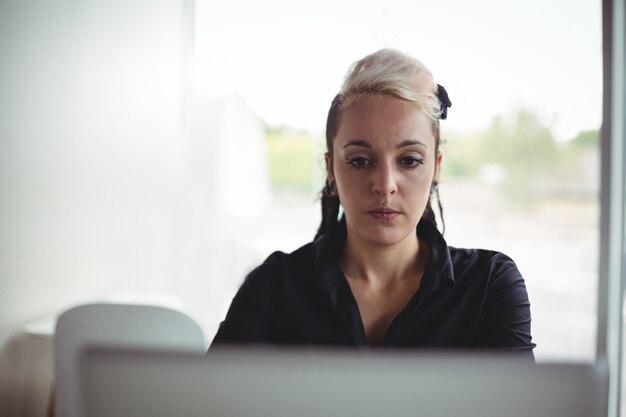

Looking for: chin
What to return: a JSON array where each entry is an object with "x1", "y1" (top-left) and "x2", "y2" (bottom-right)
[{"x1": 362, "y1": 224, "x2": 415, "y2": 247}]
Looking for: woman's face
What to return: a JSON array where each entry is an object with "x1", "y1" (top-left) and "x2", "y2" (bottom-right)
[{"x1": 326, "y1": 94, "x2": 441, "y2": 247}]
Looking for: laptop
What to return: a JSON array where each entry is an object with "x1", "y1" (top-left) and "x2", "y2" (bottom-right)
[{"x1": 78, "y1": 347, "x2": 608, "y2": 417}]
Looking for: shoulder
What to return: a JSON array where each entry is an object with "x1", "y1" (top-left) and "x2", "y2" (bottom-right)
[
  {"x1": 447, "y1": 247, "x2": 525, "y2": 290},
  {"x1": 244, "y1": 240, "x2": 320, "y2": 286},
  {"x1": 225, "y1": 241, "x2": 320, "y2": 318},
  {"x1": 418, "y1": 220, "x2": 523, "y2": 292},
  {"x1": 449, "y1": 247, "x2": 519, "y2": 271}
]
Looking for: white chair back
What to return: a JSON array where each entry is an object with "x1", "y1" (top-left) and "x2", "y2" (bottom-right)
[{"x1": 54, "y1": 303, "x2": 206, "y2": 417}]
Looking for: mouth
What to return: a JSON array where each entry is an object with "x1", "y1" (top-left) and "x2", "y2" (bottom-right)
[{"x1": 368, "y1": 208, "x2": 400, "y2": 221}]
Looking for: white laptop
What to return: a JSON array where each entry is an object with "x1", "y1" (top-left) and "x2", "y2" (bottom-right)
[{"x1": 78, "y1": 347, "x2": 608, "y2": 417}]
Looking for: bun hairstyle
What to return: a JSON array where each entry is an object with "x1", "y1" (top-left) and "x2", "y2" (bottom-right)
[{"x1": 315, "y1": 49, "x2": 451, "y2": 240}]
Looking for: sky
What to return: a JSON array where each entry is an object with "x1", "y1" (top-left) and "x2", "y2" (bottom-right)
[{"x1": 193, "y1": 0, "x2": 602, "y2": 141}]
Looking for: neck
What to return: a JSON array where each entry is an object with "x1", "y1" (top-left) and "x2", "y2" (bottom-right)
[{"x1": 340, "y1": 231, "x2": 425, "y2": 289}]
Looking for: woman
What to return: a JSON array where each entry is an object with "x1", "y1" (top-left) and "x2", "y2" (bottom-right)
[{"x1": 211, "y1": 49, "x2": 535, "y2": 355}]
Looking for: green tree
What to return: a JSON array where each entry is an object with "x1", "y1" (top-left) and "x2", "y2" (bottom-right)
[
  {"x1": 443, "y1": 108, "x2": 559, "y2": 205},
  {"x1": 551, "y1": 128, "x2": 599, "y2": 199},
  {"x1": 569, "y1": 129, "x2": 599, "y2": 147}
]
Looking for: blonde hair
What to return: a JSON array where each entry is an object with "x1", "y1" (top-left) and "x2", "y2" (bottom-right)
[{"x1": 340, "y1": 48, "x2": 443, "y2": 121}]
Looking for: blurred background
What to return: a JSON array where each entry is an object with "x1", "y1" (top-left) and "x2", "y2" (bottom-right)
[{"x1": 0, "y1": 0, "x2": 601, "y2": 415}]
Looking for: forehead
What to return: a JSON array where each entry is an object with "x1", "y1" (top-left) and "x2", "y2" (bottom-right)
[{"x1": 335, "y1": 95, "x2": 436, "y2": 150}]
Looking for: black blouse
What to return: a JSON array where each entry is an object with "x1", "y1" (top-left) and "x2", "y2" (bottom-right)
[{"x1": 211, "y1": 218, "x2": 535, "y2": 356}]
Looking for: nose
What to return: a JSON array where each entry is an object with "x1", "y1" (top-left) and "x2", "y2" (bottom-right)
[{"x1": 369, "y1": 162, "x2": 398, "y2": 197}]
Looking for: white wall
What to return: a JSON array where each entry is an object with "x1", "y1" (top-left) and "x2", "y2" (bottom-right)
[
  {"x1": 0, "y1": 0, "x2": 184, "y2": 333},
  {"x1": 0, "y1": 1, "x2": 277, "y2": 415}
]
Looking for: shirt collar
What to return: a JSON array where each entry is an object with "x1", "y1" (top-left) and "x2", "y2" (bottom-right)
[
  {"x1": 416, "y1": 219, "x2": 455, "y2": 293},
  {"x1": 314, "y1": 217, "x2": 346, "y2": 292}
]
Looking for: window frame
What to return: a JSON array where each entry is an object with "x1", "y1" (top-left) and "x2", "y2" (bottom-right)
[{"x1": 598, "y1": 0, "x2": 626, "y2": 416}]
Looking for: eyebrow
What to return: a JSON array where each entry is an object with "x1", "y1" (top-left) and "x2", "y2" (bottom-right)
[
  {"x1": 397, "y1": 139, "x2": 427, "y2": 149},
  {"x1": 342, "y1": 140, "x2": 371, "y2": 149},
  {"x1": 342, "y1": 139, "x2": 427, "y2": 149}
]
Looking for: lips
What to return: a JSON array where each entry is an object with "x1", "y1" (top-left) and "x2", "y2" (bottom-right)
[{"x1": 368, "y1": 208, "x2": 400, "y2": 221}]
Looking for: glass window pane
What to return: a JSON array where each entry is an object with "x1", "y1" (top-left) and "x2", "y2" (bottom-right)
[{"x1": 193, "y1": 0, "x2": 602, "y2": 362}]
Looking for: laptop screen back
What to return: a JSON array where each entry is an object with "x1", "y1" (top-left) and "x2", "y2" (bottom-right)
[{"x1": 79, "y1": 347, "x2": 608, "y2": 417}]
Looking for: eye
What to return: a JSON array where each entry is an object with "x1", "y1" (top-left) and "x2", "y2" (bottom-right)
[
  {"x1": 398, "y1": 156, "x2": 424, "y2": 168},
  {"x1": 347, "y1": 157, "x2": 372, "y2": 169}
]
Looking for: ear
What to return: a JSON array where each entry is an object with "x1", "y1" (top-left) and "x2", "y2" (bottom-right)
[
  {"x1": 434, "y1": 151, "x2": 443, "y2": 182},
  {"x1": 324, "y1": 152, "x2": 335, "y2": 182}
]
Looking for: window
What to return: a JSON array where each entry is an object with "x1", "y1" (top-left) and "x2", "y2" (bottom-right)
[{"x1": 193, "y1": 0, "x2": 602, "y2": 362}]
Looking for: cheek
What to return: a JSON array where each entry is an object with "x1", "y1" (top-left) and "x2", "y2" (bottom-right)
[
  {"x1": 334, "y1": 174, "x2": 357, "y2": 201},
  {"x1": 402, "y1": 171, "x2": 435, "y2": 202},
  {"x1": 333, "y1": 169, "x2": 363, "y2": 204}
]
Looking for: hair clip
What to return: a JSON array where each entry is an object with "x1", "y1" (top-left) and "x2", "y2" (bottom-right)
[{"x1": 437, "y1": 84, "x2": 452, "y2": 120}]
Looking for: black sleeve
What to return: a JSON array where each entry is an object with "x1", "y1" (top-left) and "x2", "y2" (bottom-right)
[
  {"x1": 209, "y1": 252, "x2": 283, "y2": 348},
  {"x1": 477, "y1": 254, "x2": 536, "y2": 358}
]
